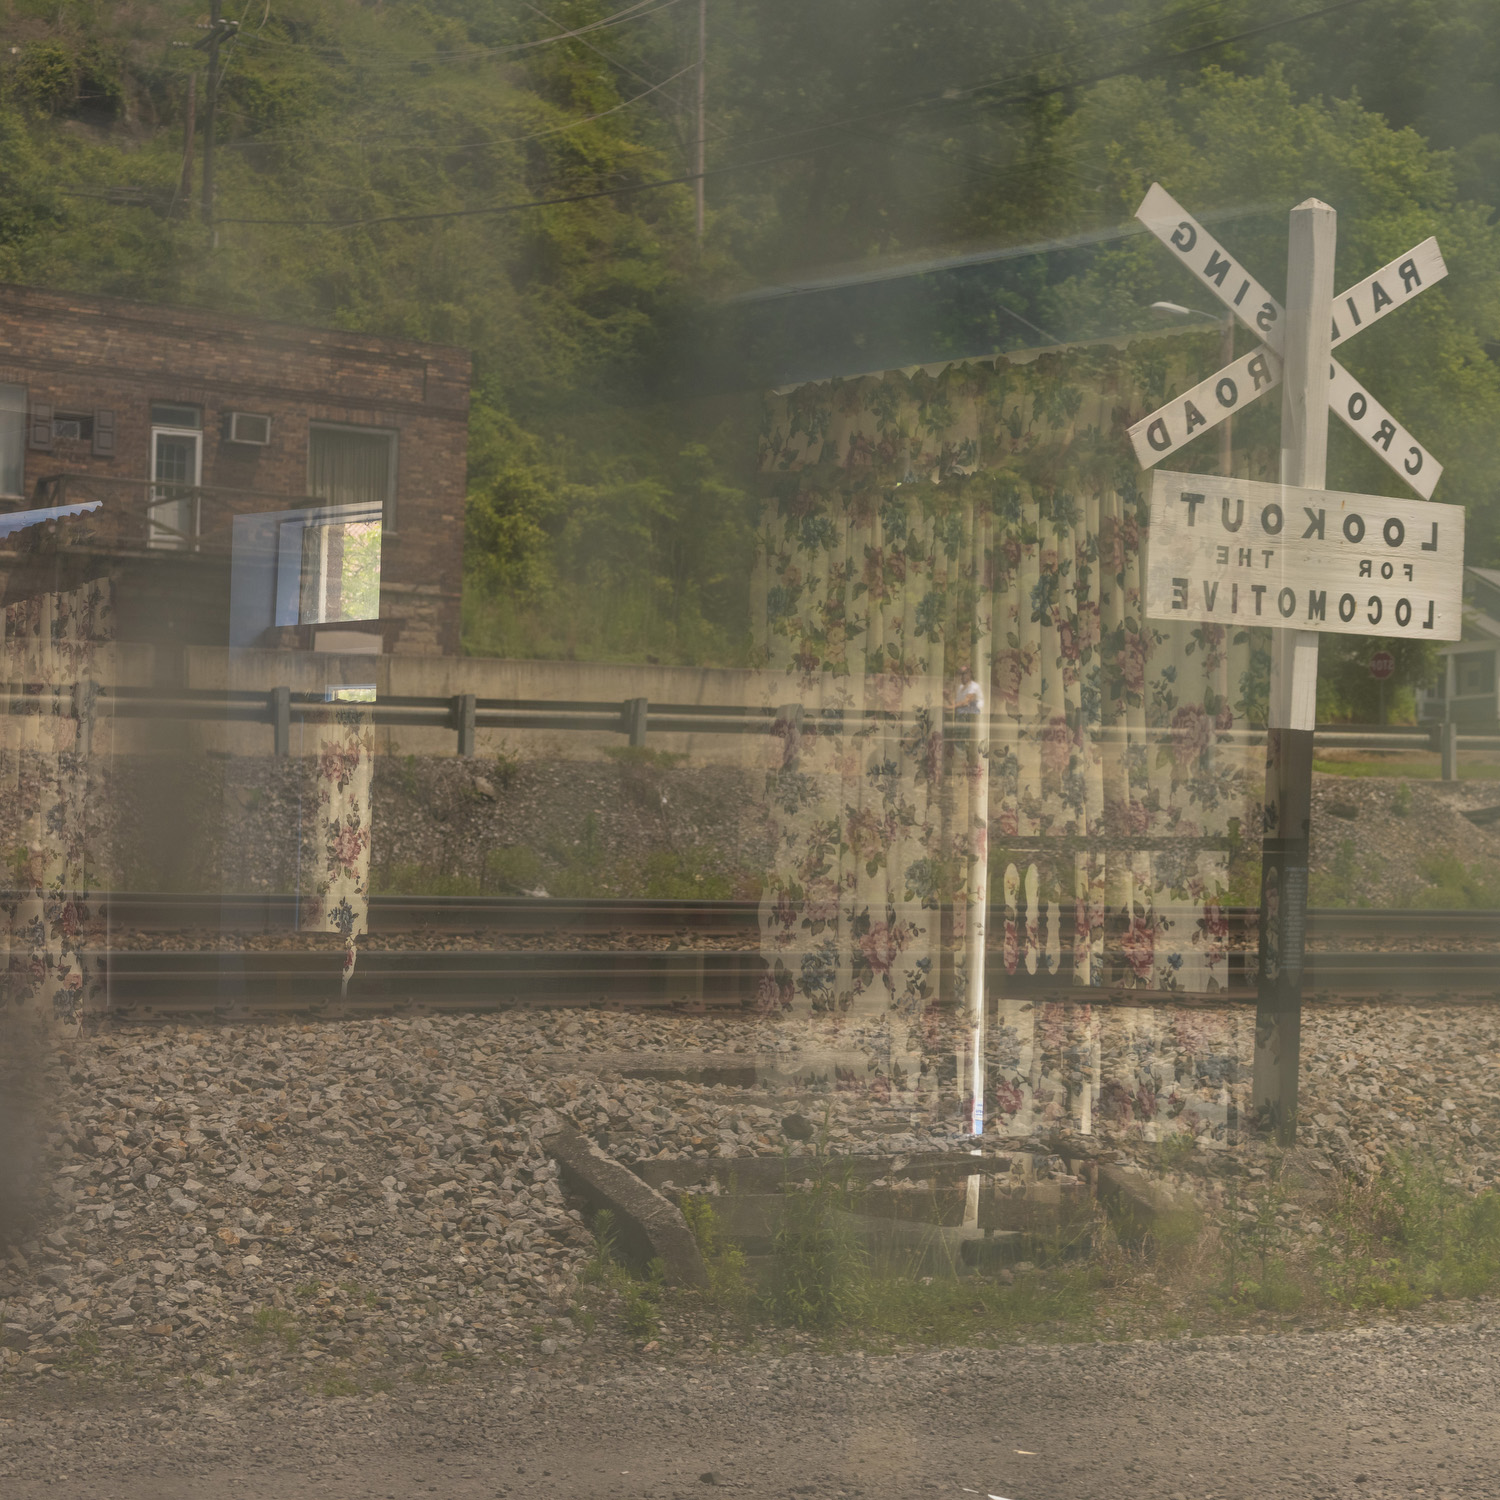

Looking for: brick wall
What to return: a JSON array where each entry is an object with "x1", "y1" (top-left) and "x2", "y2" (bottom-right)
[{"x1": 0, "y1": 284, "x2": 469, "y2": 654}]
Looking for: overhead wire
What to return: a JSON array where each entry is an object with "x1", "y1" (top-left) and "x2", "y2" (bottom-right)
[
  {"x1": 200, "y1": 0, "x2": 1229, "y2": 158},
  {"x1": 521, "y1": 0, "x2": 728, "y2": 141},
  {"x1": 234, "y1": 0, "x2": 684, "y2": 66},
  {"x1": 675, "y1": 0, "x2": 1376, "y2": 167},
  {"x1": 219, "y1": 62, "x2": 699, "y2": 155},
  {"x1": 212, "y1": 0, "x2": 1374, "y2": 231}
]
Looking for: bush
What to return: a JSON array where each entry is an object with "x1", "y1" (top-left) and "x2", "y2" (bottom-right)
[
  {"x1": 763, "y1": 1176, "x2": 867, "y2": 1329},
  {"x1": 680, "y1": 1193, "x2": 749, "y2": 1312},
  {"x1": 643, "y1": 849, "x2": 731, "y2": 900},
  {"x1": 484, "y1": 845, "x2": 543, "y2": 894},
  {"x1": 1413, "y1": 854, "x2": 1500, "y2": 909}
]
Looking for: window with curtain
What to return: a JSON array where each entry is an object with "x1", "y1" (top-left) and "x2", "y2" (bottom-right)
[
  {"x1": 308, "y1": 423, "x2": 396, "y2": 526},
  {"x1": 0, "y1": 384, "x2": 26, "y2": 499}
]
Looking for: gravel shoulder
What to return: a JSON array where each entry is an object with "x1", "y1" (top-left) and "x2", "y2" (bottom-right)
[{"x1": 0, "y1": 1317, "x2": 1497, "y2": 1499}]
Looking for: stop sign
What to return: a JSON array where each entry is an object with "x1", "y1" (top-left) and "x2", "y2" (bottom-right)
[{"x1": 1370, "y1": 650, "x2": 1395, "y2": 680}]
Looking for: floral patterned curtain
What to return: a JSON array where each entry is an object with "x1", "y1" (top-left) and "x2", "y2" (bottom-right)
[
  {"x1": 0, "y1": 579, "x2": 112, "y2": 1031},
  {"x1": 753, "y1": 343, "x2": 1269, "y2": 1141},
  {"x1": 298, "y1": 702, "x2": 374, "y2": 994}
]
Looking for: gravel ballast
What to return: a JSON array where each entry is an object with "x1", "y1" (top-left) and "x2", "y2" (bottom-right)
[{"x1": 5, "y1": 1001, "x2": 1500, "y2": 1392}]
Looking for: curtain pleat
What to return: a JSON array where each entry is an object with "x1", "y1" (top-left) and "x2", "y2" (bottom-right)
[
  {"x1": 754, "y1": 346, "x2": 1266, "y2": 1142},
  {"x1": 1, "y1": 580, "x2": 112, "y2": 1031}
]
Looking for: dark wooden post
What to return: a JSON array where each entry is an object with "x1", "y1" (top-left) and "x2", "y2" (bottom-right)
[{"x1": 270, "y1": 685, "x2": 291, "y2": 757}]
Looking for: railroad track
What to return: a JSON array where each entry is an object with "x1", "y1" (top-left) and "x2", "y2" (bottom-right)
[
  {"x1": 67, "y1": 893, "x2": 1500, "y2": 1019},
  {"x1": 89, "y1": 892, "x2": 1500, "y2": 942}
]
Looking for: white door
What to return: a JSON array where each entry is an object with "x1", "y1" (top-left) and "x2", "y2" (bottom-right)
[{"x1": 149, "y1": 426, "x2": 202, "y2": 549}]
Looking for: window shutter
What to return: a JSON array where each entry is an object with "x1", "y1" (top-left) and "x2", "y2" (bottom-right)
[
  {"x1": 92, "y1": 408, "x2": 115, "y2": 458},
  {"x1": 29, "y1": 402, "x2": 53, "y2": 450}
]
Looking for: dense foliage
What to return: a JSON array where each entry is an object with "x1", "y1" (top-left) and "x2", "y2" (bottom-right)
[{"x1": 1, "y1": 0, "x2": 1497, "y2": 697}]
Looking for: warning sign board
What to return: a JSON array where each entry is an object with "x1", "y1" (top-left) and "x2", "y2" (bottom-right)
[{"x1": 1145, "y1": 470, "x2": 1464, "y2": 640}]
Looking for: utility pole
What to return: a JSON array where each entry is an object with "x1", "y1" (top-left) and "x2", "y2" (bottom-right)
[
  {"x1": 178, "y1": 71, "x2": 197, "y2": 210},
  {"x1": 195, "y1": 0, "x2": 238, "y2": 230},
  {"x1": 1251, "y1": 198, "x2": 1336, "y2": 1146},
  {"x1": 1218, "y1": 310, "x2": 1234, "y2": 476},
  {"x1": 694, "y1": 0, "x2": 706, "y2": 250}
]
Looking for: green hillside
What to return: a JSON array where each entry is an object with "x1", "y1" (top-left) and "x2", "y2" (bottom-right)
[{"x1": 3, "y1": 0, "x2": 1499, "y2": 674}]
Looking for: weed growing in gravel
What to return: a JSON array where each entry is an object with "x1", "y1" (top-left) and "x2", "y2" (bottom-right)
[
  {"x1": 681, "y1": 1193, "x2": 749, "y2": 1313},
  {"x1": 248, "y1": 1306, "x2": 301, "y2": 1352},
  {"x1": 579, "y1": 1208, "x2": 671, "y2": 1341},
  {"x1": 371, "y1": 862, "x2": 482, "y2": 898},
  {"x1": 1156, "y1": 1132, "x2": 1198, "y2": 1172},
  {"x1": 644, "y1": 849, "x2": 732, "y2": 899},
  {"x1": 1215, "y1": 1163, "x2": 1306, "y2": 1313},
  {"x1": 1318, "y1": 1155, "x2": 1500, "y2": 1308},
  {"x1": 603, "y1": 747, "x2": 687, "y2": 771},
  {"x1": 492, "y1": 741, "x2": 524, "y2": 790},
  {"x1": 850, "y1": 1266, "x2": 1104, "y2": 1346},
  {"x1": 580, "y1": 1208, "x2": 621, "y2": 1285},
  {"x1": 619, "y1": 1259, "x2": 668, "y2": 1339},
  {"x1": 484, "y1": 845, "x2": 543, "y2": 894},
  {"x1": 1412, "y1": 855, "x2": 1500, "y2": 910},
  {"x1": 763, "y1": 1174, "x2": 868, "y2": 1330},
  {"x1": 1392, "y1": 781, "x2": 1413, "y2": 816},
  {"x1": 1312, "y1": 838, "x2": 1372, "y2": 908}
]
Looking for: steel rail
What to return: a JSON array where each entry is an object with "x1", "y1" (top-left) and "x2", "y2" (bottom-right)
[
  {"x1": 89, "y1": 942, "x2": 1500, "y2": 1026},
  {"x1": 84, "y1": 892, "x2": 1500, "y2": 941}
]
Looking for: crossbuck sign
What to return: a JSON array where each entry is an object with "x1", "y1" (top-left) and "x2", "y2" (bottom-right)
[
  {"x1": 1131, "y1": 183, "x2": 1463, "y2": 643},
  {"x1": 1130, "y1": 184, "x2": 1444, "y2": 496}
]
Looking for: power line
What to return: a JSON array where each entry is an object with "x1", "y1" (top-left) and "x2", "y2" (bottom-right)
[
  {"x1": 210, "y1": 0, "x2": 1374, "y2": 232},
  {"x1": 214, "y1": 143, "x2": 830, "y2": 228},
  {"x1": 235, "y1": 0, "x2": 683, "y2": 67},
  {"x1": 193, "y1": 0, "x2": 1222, "y2": 162},
  {"x1": 686, "y1": 0, "x2": 1378, "y2": 168},
  {"x1": 219, "y1": 62, "x2": 698, "y2": 154}
]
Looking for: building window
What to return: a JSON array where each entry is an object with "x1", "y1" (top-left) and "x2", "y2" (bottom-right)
[
  {"x1": 0, "y1": 384, "x2": 25, "y2": 498},
  {"x1": 52, "y1": 411, "x2": 95, "y2": 442},
  {"x1": 149, "y1": 403, "x2": 202, "y2": 550},
  {"x1": 1456, "y1": 653, "x2": 1495, "y2": 697},
  {"x1": 308, "y1": 422, "x2": 396, "y2": 528}
]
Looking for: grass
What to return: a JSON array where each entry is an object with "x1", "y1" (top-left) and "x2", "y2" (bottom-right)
[
  {"x1": 1313, "y1": 757, "x2": 1500, "y2": 780},
  {"x1": 247, "y1": 1306, "x2": 301, "y2": 1352},
  {"x1": 1410, "y1": 854, "x2": 1500, "y2": 909},
  {"x1": 680, "y1": 1193, "x2": 750, "y2": 1314},
  {"x1": 577, "y1": 1208, "x2": 668, "y2": 1341},
  {"x1": 1311, "y1": 837, "x2": 1373, "y2": 908},
  {"x1": 629, "y1": 1150, "x2": 1500, "y2": 1353},
  {"x1": 848, "y1": 1264, "x2": 1106, "y2": 1345}
]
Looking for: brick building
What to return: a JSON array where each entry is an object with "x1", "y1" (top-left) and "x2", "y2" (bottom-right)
[{"x1": 0, "y1": 283, "x2": 469, "y2": 654}]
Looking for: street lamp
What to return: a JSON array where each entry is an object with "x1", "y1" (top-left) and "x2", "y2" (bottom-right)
[{"x1": 1150, "y1": 301, "x2": 1236, "y2": 477}]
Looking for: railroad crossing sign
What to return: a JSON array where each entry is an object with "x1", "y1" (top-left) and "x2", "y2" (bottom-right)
[
  {"x1": 1130, "y1": 183, "x2": 1445, "y2": 500},
  {"x1": 1128, "y1": 187, "x2": 1466, "y2": 1148}
]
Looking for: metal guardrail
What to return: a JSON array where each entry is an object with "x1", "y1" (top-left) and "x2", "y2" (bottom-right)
[{"x1": 11, "y1": 681, "x2": 1497, "y2": 760}]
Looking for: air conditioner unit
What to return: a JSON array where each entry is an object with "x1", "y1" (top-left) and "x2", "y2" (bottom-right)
[{"x1": 225, "y1": 411, "x2": 272, "y2": 446}]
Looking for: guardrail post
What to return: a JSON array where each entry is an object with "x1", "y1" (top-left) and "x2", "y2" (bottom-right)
[
  {"x1": 270, "y1": 685, "x2": 290, "y2": 757},
  {"x1": 1442, "y1": 720, "x2": 1460, "y2": 782},
  {"x1": 453, "y1": 693, "x2": 477, "y2": 756},
  {"x1": 622, "y1": 696, "x2": 648, "y2": 747}
]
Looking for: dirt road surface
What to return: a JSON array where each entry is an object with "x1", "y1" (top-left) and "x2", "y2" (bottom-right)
[{"x1": 2, "y1": 1315, "x2": 1497, "y2": 1500}]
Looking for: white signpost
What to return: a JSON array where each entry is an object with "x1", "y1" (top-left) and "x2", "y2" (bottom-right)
[{"x1": 1129, "y1": 183, "x2": 1461, "y2": 1144}]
